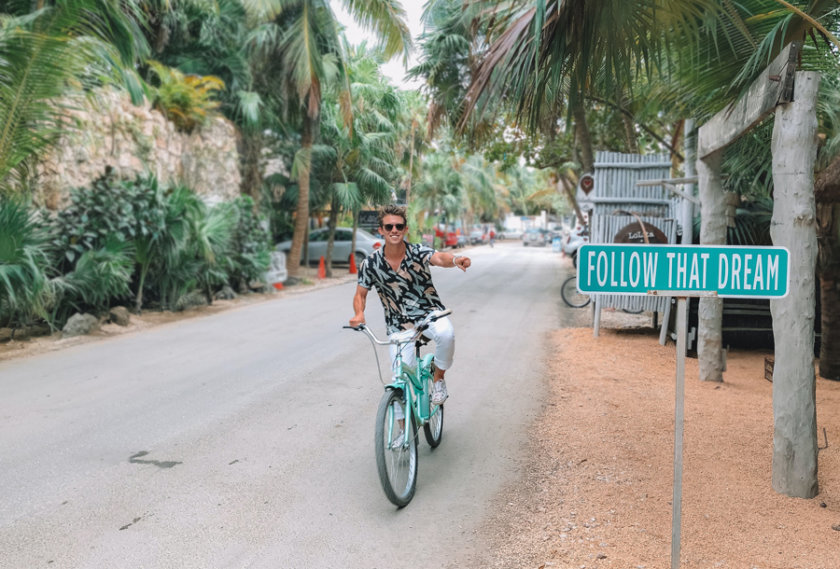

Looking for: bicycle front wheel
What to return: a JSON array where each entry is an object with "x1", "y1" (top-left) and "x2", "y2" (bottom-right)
[
  {"x1": 375, "y1": 389, "x2": 418, "y2": 507},
  {"x1": 561, "y1": 275, "x2": 590, "y2": 308}
]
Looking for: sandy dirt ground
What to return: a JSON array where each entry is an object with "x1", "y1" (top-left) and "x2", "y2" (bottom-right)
[
  {"x1": 481, "y1": 325, "x2": 840, "y2": 569},
  {"x1": 4, "y1": 268, "x2": 840, "y2": 569}
]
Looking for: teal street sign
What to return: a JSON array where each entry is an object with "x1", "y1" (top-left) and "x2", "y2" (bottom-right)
[{"x1": 577, "y1": 244, "x2": 789, "y2": 298}]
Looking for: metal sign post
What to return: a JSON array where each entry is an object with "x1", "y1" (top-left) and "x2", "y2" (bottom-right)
[
  {"x1": 649, "y1": 290, "x2": 716, "y2": 569},
  {"x1": 577, "y1": 243, "x2": 790, "y2": 568},
  {"x1": 672, "y1": 296, "x2": 686, "y2": 569}
]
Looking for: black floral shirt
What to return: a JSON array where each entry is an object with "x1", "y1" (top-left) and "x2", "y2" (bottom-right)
[{"x1": 358, "y1": 241, "x2": 446, "y2": 333}]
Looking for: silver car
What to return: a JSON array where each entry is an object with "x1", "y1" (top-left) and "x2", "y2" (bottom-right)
[{"x1": 276, "y1": 227, "x2": 384, "y2": 266}]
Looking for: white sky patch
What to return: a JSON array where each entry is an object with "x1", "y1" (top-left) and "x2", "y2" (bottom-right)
[{"x1": 333, "y1": 2, "x2": 425, "y2": 91}]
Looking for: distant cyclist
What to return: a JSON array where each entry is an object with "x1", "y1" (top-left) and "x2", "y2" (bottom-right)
[{"x1": 349, "y1": 204, "x2": 471, "y2": 405}]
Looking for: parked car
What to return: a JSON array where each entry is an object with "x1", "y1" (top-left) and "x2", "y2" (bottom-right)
[
  {"x1": 562, "y1": 225, "x2": 589, "y2": 261},
  {"x1": 434, "y1": 227, "x2": 463, "y2": 248},
  {"x1": 469, "y1": 228, "x2": 488, "y2": 245},
  {"x1": 498, "y1": 228, "x2": 524, "y2": 240},
  {"x1": 276, "y1": 227, "x2": 383, "y2": 266},
  {"x1": 523, "y1": 228, "x2": 548, "y2": 246}
]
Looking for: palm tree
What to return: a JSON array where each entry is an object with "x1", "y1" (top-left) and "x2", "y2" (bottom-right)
[
  {"x1": 0, "y1": 1, "x2": 148, "y2": 195},
  {"x1": 393, "y1": 90, "x2": 429, "y2": 206},
  {"x1": 459, "y1": 154, "x2": 501, "y2": 226},
  {"x1": 243, "y1": 0, "x2": 411, "y2": 279},
  {"x1": 408, "y1": 0, "x2": 475, "y2": 138},
  {"x1": 317, "y1": 42, "x2": 402, "y2": 275},
  {"x1": 451, "y1": 0, "x2": 713, "y2": 171},
  {"x1": 412, "y1": 149, "x2": 465, "y2": 240}
]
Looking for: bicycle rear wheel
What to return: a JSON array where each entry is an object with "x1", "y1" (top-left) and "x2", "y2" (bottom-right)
[
  {"x1": 423, "y1": 398, "x2": 444, "y2": 448},
  {"x1": 561, "y1": 275, "x2": 591, "y2": 308},
  {"x1": 375, "y1": 389, "x2": 418, "y2": 507}
]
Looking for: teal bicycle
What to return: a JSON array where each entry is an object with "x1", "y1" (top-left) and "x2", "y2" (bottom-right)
[{"x1": 344, "y1": 309, "x2": 449, "y2": 507}]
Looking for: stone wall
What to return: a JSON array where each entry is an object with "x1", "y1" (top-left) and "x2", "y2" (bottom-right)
[{"x1": 35, "y1": 88, "x2": 241, "y2": 209}]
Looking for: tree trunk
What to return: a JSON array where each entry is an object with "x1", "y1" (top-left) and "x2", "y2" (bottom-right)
[
  {"x1": 818, "y1": 268, "x2": 840, "y2": 379},
  {"x1": 406, "y1": 121, "x2": 416, "y2": 206},
  {"x1": 287, "y1": 113, "x2": 316, "y2": 278},
  {"x1": 697, "y1": 149, "x2": 726, "y2": 382},
  {"x1": 671, "y1": 119, "x2": 685, "y2": 173},
  {"x1": 559, "y1": 176, "x2": 586, "y2": 226},
  {"x1": 817, "y1": 203, "x2": 840, "y2": 379},
  {"x1": 571, "y1": 97, "x2": 594, "y2": 173},
  {"x1": 239, "y1": 131, "x2": 264, "y2": 204},
  {"x1": 770, "y1": 71, "x2": 819, "y2": 499},
  {"x1": 682, "y1": 119, "x2": 696, "y2": 246},
  {"x1": 351, "y1": 208, "x2": 359, "y2": 259},
  {"x1": 325, "y1": 196, "x2": 339, "y2": 278},
  {"x1": 815, "y1": 163, "x2": 840, "y2": 380},
  {"x1": 616, "y1": 88, "x2": 639, "y2": 154}
]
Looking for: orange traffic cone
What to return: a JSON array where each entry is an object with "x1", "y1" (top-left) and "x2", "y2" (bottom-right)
[
  {"x1": 349, "y1": 253, "x2": 357, "y2": 274},
  {"x1": 318, "y1": 256, "x2": 326, "y2": 279}
]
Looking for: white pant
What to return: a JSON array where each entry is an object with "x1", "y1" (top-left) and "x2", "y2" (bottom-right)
[{"x1": 389, "y1": 316, "x2": 455, "y2": 377}]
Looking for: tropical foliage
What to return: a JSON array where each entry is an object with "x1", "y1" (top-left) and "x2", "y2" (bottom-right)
[
  {"x1": 4, "y1": 0, "x2": 761, "y2": 336},
  {"x1": 0, "y1": 199, "x2": 51, "y2": 328},
  {"x1": 146, "y1": 60, "x2": 225, "y2": 132},
  {"x1": 0, "y1": 1, "x2": 146, "y2": 195}
]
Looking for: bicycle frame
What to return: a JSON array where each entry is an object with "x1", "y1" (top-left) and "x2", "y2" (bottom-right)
[{"x1": 345, "y1": 309, "x2": 450, "y2": 428}]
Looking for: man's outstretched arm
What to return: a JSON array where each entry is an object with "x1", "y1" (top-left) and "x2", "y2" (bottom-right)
[
  {"x1": 350, "y1": 285, "x2": 369, "y2": 326},
  {"x1": 430, "y1": 251, "x2": 471, "y2": 272}
]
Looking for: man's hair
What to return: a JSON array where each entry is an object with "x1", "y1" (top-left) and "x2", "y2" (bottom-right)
[{"x1": 378, "y1": 204, "x2": 407, "y2": 226}]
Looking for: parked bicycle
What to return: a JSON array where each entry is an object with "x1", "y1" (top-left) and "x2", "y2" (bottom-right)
[
  {"x1": 561, "y1": 274, "x2": 591, "y2": 308},
  {"x1": 560, "y1": 274, "x2": 645, "y2": 313},
  {"x1": 344, "y1": 309, "x2": 449, "y2": 507}
]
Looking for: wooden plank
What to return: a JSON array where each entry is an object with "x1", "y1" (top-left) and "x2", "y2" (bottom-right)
[
  {"x1": 590, "y1": 197, "x2": 672, "y2": 205},
  {"x1": 698, "y1": 42, "x2": 800, "y2": 159},
  {"x1": 594, "y1": 161, "x2": 673, "y2": 169},
  {"x1": 636, "y1": 177, "x2": 699, "y2": 186}
]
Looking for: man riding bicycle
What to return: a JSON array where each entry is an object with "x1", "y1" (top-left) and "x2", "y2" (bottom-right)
[{"x1": 349, "y1": 204, "x2": 471, "y2": 405}]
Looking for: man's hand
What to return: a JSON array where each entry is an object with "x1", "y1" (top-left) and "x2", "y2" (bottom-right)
[
  {"x1": 454, "y1": 255, "x2": 471, "y2": 272},
  {"x1": 349, "y1": 313, "x2": 366, "y2": 327}
]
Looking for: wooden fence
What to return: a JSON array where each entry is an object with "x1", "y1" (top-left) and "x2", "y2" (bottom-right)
[{"x1": 577, "y1": 151, "x2": 683, "y2": 331}]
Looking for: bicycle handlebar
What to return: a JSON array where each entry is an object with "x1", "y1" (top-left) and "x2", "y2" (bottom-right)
[
  {"x1": 343, "y1": 309, "x2": 452, "y2": 346},
  {"x1": 344, "y1": 309, "x2": 452, "y2": 386}
]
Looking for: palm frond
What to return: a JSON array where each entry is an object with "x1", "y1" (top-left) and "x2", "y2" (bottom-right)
[{"x1": 344, "y1": 0, "x2": 412, "y2": 60}]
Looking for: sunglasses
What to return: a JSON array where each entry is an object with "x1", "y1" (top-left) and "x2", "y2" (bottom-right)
[{"x1": 382, "y1": 223, "x2": 405, "y2": 231}]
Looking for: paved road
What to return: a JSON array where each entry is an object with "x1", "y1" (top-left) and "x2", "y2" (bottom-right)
[{"x1": 0, "y1": 242, "x2": 570, "y2": 569}]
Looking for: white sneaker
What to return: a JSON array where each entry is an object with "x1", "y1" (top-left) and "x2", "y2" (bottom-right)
[{"x1": 430, "y1": 379, "x2": 449, "y2": 405}]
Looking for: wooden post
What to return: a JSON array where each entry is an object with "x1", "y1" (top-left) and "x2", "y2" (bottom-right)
[{"x1": 770, "y1": 71, "x2": 820, "y2": 498}]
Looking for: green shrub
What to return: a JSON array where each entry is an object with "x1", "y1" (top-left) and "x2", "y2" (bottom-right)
[
  {"x1": 41, "y1": 172, "x2": 269, "y2": 318},
  {"x1": 227, "y1": 196, "x2": 271, "y2": 289},
  {"x1": 46, "y1": 170, "x2": 171, "y2": 313},
  {"x1": 0, "y1": 198, "x2": 50, "y2": 328},
  {"x1": 50, "y1": 239, "x2": 133, "y2": 322},
  {"x1": 48, "y1": 170, "x2": 167, "y2": 271},
  {"x1": 147, "y1": 186, "x2": 235, "y2": 310}
]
